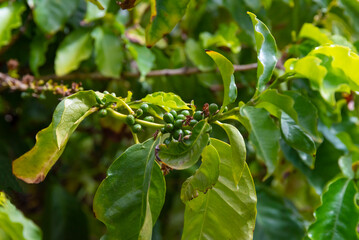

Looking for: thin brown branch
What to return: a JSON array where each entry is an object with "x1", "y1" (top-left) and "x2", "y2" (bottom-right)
[
  {"x1": 0, "y1": 72, "x2": 28, "y2": 91},
  {"x1": 38, "y1": 63, "x2": 258, "y2": 81}
]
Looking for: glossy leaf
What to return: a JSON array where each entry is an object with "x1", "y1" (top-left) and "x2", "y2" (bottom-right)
[
  {"x1": 145, "y1": 0, "x2": 190, "y2": 47},
  {"x1": 55, "y1": 29, "x2": 93, "y2": 76},
  {"x1": 299, "y1": 23, "x2": 332, "y2": 45},
  {"x1": 185, "y1": 38, "x2": 215, "y2": 71},
  {"x1": 181, "y1": 144, "x2": 220, "y2": 202},
  {"x1": 281, "y1": 112, "x2": 316, "y2": 156},
  {"x1": 127, "y1": 42, "x2": 155, "y2": 80},
  {"x1": 254, "y1": 186, "x2": 305, "y2": 240},
  {"x1": 206, "y1": 50, "x2": 237, "y2": 107},
  {"x1": 216, "y1": 122, "x2": 246, "y2": 185},
  {"x1": 33, "y1": 0, "x2": 80, "y2": 34},
  {"x1": 0, "y1": 193, "x2": 42, "y2": 240},
  {"x1": 308, "y1": 178, "x2": 359, "y2": 240},
  {"x1": 52, "y1": 91, "x2": 98, "y2": 148},
  {"x1": 248, "y1": 12, "x2": 278, "y2": 94},
  {"x1": 85, "y1": 0, "x2": 110, "y2": 22},
  {"x1": 91, "y1": 27, "x2": 124, "y2": 78},
  {"x1": 0, "y1": 2, "x2": 25, "y2": 48},
  {"x1": 241, "y1": 106, "x2": 280, "y2": 177},
  {"x1": 158, "y1": 120, "x2": 211, "y2": 169},
  {"x1": 182, "y1": 139, "x2": 256, "y2": 240},
  {"x1": 255, "y1": 89, "x2": 298, "y2": 122},
  {"x1": 142, "y1": 92, "x2": 189, "y2": 112},
  {"x1": 93, "y1": 138, "x2": 161, "y2": 239}
]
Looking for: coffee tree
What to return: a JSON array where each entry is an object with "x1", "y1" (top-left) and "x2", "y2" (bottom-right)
[{"x1": 0, "y1": 0, "x2": 358, "y2": 239}]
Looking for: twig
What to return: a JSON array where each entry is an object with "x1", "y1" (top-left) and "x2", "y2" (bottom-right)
[
  {"x1": 37, "y1": 63, "x2": 258, "y2": 81},
  {"x1": 0, "y1": 72, "x2": 28, "y2": 91}
]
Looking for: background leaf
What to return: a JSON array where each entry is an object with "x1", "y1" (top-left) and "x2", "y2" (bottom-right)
[
  {"x1": 182, "y1": 139, "x2": 256, "y2": 240},
  {"x1": 55, "y1": 29, "x2": 93, "y2": 76},
  {"x1": 0, "y1": 2, "x2": 25, "y2": 48}
]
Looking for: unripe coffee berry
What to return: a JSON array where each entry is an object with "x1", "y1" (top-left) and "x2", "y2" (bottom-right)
[
  {"x1": 126, "y1": 115, "x2": 136, "y2": 125},
  {"x1": 193, "y1": 111, "x2": 203, "y2": 121},
  {"x1": 163, "y1": 113, "x2": 174, "y2": 123},
  {"x1": 209, "y1": 103, "x2": 218, "y2": 115},
  {"x1": 132, "y1": 124, "x2": 142, "y2": 133}
]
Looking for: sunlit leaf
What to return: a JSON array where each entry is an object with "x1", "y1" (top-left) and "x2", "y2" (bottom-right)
[
  {"x1": 206, "y1": 50, "x2": 237, "y2": 107},
  {"x1": 84, "y1": 0, "x2": 110, "y2": 22},
  {"x1": 181, "y1": 144, "x2": 220, "y2": 202},
  {"x1": 142, "y1": 92, "x2": 189, "y2": 112},
  {"x1": 158, "y1": 120, "x2": 211, "y2": 169},
  {"x1": 248, "y1": 12, "x2": 278, "y2": 95},
  {"x1": 0, "y1": 192, "x2": 42, "y2": 240},
  {"x1": 0, "y1": 2, "x2": 25, "y2": 48},
  {"x1": 182, "y1": 139, "x2": 256, "y2": 240},
  {"x1": 55, "y1": 29, "x2": 93, "y2": 76},
  {"x1": 299, "y1": 23, "x2": 332, "y2": 45},
  {"x1": 308, "y1": 178, "x2": 359, "y2": 240},
  {"x1": 241, "y1": 106, "x2": 280, "y2": 177},
  {"x1": 145, "y1": 0, "x2": 190, "y2": 47},
  {"x1": 93, "y1": 138, "x2": 161, "y2": 239}
]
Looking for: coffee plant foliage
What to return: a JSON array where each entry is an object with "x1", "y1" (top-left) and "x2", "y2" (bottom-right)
[{"x1": 0, "y1": 0, "x2": 358, "y2": 239}]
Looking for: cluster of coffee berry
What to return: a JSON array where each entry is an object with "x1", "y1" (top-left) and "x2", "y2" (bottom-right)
[{"x1": 125, "y1": 103, "x2": 153, "y2": 133}]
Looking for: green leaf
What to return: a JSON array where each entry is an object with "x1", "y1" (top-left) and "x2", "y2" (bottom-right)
[
  {"x1": 281, "y1": 112, "x2": 316, "y2": 156},
  {"x1": 283, "y1": 91, "x2": 321, "y2": 142},
  {"x1": 93, "y1": 138, "x2": 161, "y2": 239},
  {"x1": 127, "y1": 42, "x2": 155, "y2": 80},
  {"x1": 185, "y1": 38, "x2": 215, "y2": 71},
  {"x1": 248, "y1": 12, "x2": 278, "y2": 95},
  {"x1": 206, "y1": 50, "x2": 237, "y2": 107},
  {"x1": 0, "y1": 2, "x2": 25, "y2": 48},
  {"x1": 145, "y1": 0, "x2": 190, "y2": 47},
  {"x1": 52, "y1": 91, "x2": 98, "y2": 149},
  {"x1": 308, "y1": 178, "x2": 359, "y2": 240},
  {"x1": 216, "y1": 122, "x2": 246, "y2": 185},
  {"x1": 91, "y1": 27, "x2": 124, "y2": 78},
  {"x1": 285, "y1": 45, "x2": 359, "y2": 105},
  {"x1": 158, "y1": 120, "x2": 211, "y2": 169},
  {"x1": 182, "y1": 139, "x2": 256, "y2": 240},
  {"x1": 339, "y1": 153, "x2": 359, "y2": 179},
  {"x1": 84, "y1": 0, "x2": 110, "y2": 22},
  {"x1": 0, "y1": 154, "x2": 21, "y2": 193},
  {"x1": 86, "y1": 0, "x2": 104, "y2": 10},
  {"x1": 55, "y1": 29, "x2": 93, "y2": 76},
  {"x1": 241, "y1": 106, "x2": 280, "y2": 177},
  {"x1": 338, "y1": 0, "x2": 359, "y2": 33},
  {"x1": 13, "y1": 91, "x2": 98, "y2": 183},
  {"x1": 180, "y1": 144, "x2": 220, "y2": 202},
  {"x1": 42, "y1": 184, "x2": 89, "y2": 240},
  {"x1": 149, "y1": 162, "x2": 166, "y2": 225},
  {"x1": 255, "y1": 89, "x2": 298, "y2": 122},
  {"x1": 299, "y1": 23, "x2": 333, "y2": 45},
  {"x1": 0, "y1": 193, "x2": 42, "y2": 240},
  {"x1": 254, "y1": 186, "x2": 306, "y2": 240},
  {"x1": 30, "y1": 33, "x2": 53, "y2": 76},
  {"x1": 141, "y1": 92, "x2": 189, "y2": 112},
  {"x1": 33, "y1": 0, "x2": 80, "y2": 34}
]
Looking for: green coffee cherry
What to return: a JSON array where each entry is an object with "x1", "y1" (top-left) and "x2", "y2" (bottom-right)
[
  {"x1": 160, "y1": 127, "x2": 166, "y2": 133},
  {"x1": 173, "y1": 129, "x2": 183, "y2": 139},
  {"x1": 143, "y1": 116, "x2": 154, "y2": 122},
  {"x1": 132, "y1": 124, "x2": 142, "y2": 133},
  {"x1": 184, "y1": 130, "x2": 192, "y2": 136},
  {"x1": 164, "y1": 137, "x2": 171, "y2": 145},
  {"x1": 165, "y1": 123, "x2": 174, "y2": 132},
  {"x1": 136, "y1": 108, "x2": 143, "y2": 117},
  {"x1": 176, "y1": 114, "x2": 186, "y2": 120},
  {"x1": 126, "y1": 115, "x2": 136, "y2": 125},
  {"x1": 103, "y1": 91, "x2": 110, "y2": 94},
  {"x1": 140, "y1": 103, "x2": 149, "y2": 113},
  {"x1": 174, "y1": 119, "x2": 184, "y2": 129},
  {"x1": 223, "y1": 106, "x2": 228, "y2": 112},
  {"x1": 190, "y1": 119, "x2": 198, "y2": 127},
  {"x1": 209, "y1": 103, "x2": 218, "y2": 115},
  {"x1": 163, "y1": 112, "x2": 174, "y2": 123},
  {"x1": 99, "y1": 109, "x2": 108, "y2": 118},
  {"x1": 193, "y1": 111, "x2": 203, "y2": 121},
  {"x1": 170, "y1": 110, "x2": 177, "y2": 119},
  {"x1": 111, "y1": 92, "x2": 116, "y2": 97},
  {"x1": 181, "y1": 110, "x2": 190, "y2": 116}
]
